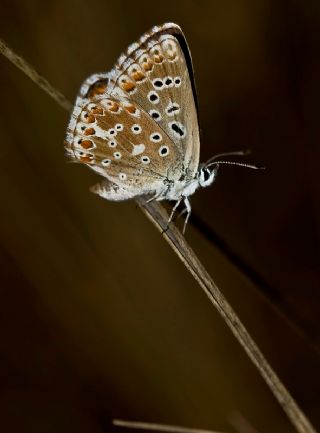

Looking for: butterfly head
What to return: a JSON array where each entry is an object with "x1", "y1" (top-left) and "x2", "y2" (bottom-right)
[{"x1": 198, "y1": 164, "x2": 218, "y2": 188}]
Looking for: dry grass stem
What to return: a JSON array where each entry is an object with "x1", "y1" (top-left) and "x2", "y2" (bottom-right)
[
  {"x1": 0, "y1": 38, "x2": 72, "y2": 112},
  {"x1": 1, "y1": 36, "x2": 316, "y2": 433},
  {"x1": 113, "y1": 419, "x2": 227, "y2": 433}
]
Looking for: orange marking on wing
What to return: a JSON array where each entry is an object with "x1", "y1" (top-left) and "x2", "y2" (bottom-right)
[
  {"x1": 142, "y1": 61, "x2": 153, "y2": 72},
  {"x1": 125, "y1": 105, "x2": 137, "y2": 114},
  {"x1": 94, "y1": 84, "x2": 107, "y2": 94},
  {"x1": 92, "y1": 107, "x2": 104, "y2": 115},
  {"x1": 80, "y1": 156, "x2": 94, "y2": 163},
  {"x1": 81, "y1": 140, "x2": 93, "y2": 149},
  {"x1": 88, "y1": 83, "x2": 107, "y2": 98},
  {"x1": 84, "y1": 113, "x2": 95, "y2": 123},
  {"x1": 84, "y1": 127, "x2": 95, "y2": 135},
  {"x1": 153, "y1": 54, "x2": 164, "y2": 63},
  {"x1": 109, "y1": 102, "x2": 120, "y2": 112},
  {"x1": 121, "y1": 81, "x2": 136, "y2": 92},
  {"x1": 132, "y1": 71, "x2": 145, "y2": 81}
]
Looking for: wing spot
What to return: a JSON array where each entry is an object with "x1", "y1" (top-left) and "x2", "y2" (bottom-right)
[
  {"x1": 131, "y1": 124, "x2": 142, "y2": 134},
  {"x1": 169, "y1": 121, "x2": 186, "y2": 139},
  {"x1": 148, "y1": 91, "x2": 160, "y2": 104},
  {"x1": 102, "y1": 99, "x2": 121, "y2": 113},
  {"x1": 151, "y1": 46, "x2": 165, "y2": 63},
  {"x1": 159, "y1": 146, "x2": 169, "y2": 157},
  {"x1": 132, "y1": 144, "x2": 145, "y2": 155},
  {"x1": 80, "y1": 139, "x2": 94, "y2": 150},
  {"x1": 141, "y1": 156, "x2": 150, "y2": 164},
  {"x1": 114, "y1": 152, "x2": 122, "y2": 159},
  {"x1": 164, "y1": 76, "x2": 173, "y2": 87},
  {"x1": 124, "y1": 104, "x2": 140, "y2": 117},
  {"x1": 152, "y1": 78, "x2": 164, "y2": 89},
  {"x1": 149, "y1": 110, "x2": 161, "y2": 121},
  {"x1": 77, "y1": 151, "x2": 94, "y2": 163},
  {"x1": 174, "y1": 76, "x2": 182, "y2": 87},
  {"x1": 81, "y1": 112, "x2": 95, "y2": 123},
  {"x1": 119, "y1": 75, "x2": 136, "y2": 93},
  {"x1": 108, "y1": 140, "x2": 117, "y2": 148},
  {"x1": 166, "y1": 102, "x2": 180, "y2": 116},
  {"x1": 115, "y1": 123, "x2": 124, "y2": 131},
  {"x1": 88, "y1": 103, "x2": 104, "y2": 115},
  {"x1": 128, "y1": 64, "x2": 146, "y2": 82},
  {"x1": 161, "y1": 40, "x2": 178, "y2": 61},
  {"x1": 140, "y1": 56, "x2": 154, "y2": 72},
  {"x1": 108, "y1": 128, "x2": 117, "y2": 137},
  {"x1": 102, "y1": 159, "x2": 111, "y2": 167},
  {"x1": 84, "y1": 127, "x2": 95, "y2": 136},
  {"x1": 150, "y1": 132, "x2": 162, "y2": 142},
  {"x1": 119, "y1": 173, "x2": 127, "y2": 180}
]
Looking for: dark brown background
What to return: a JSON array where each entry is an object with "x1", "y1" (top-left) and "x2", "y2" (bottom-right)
[{"x1": 0, "y1": 1, "x2": 319, "y2": 432}]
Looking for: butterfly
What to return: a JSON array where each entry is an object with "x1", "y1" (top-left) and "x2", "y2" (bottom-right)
[{"x1": 65, "y1": 23, "x2": 259, "y2": 233}]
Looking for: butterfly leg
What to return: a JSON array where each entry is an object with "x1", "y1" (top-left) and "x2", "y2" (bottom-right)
[
  {"x1": 182, "y1": 197, "x2": 192, "y2": 234},
  {"x1": 168, "y1": 198, "x2": 183, "y2": 224},
  {"x1": 146, "y1": 190, "x2": 163, "y2": 204},
  {"x1": 161, "y1": 198, "x2": 182, "y2": 234}
]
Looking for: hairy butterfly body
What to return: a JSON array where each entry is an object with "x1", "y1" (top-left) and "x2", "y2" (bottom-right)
[{"x1": 66, "y1": 23, "x2": 256, "y2": 233}]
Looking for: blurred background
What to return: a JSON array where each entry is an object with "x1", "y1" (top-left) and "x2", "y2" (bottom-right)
[{"x1": 0, "y1": 1, "x2": 319, "y2": 432}]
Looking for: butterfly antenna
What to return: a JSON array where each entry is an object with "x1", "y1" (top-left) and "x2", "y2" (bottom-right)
[
  {"x1": 206, "y1": 160, "x2": 265, "y2": 170},
  {"x1": 204, "y1": 150, "x2": 251, "y2": 166}
]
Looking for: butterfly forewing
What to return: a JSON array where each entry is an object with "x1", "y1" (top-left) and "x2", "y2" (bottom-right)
[{"x1": 109, "y1": 24, "x2": 200, "y2": 179}]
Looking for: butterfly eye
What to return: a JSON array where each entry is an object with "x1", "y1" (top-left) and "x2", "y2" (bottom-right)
[{"x1": 203, "y1": 169, "x2": 211, "y2": 182}]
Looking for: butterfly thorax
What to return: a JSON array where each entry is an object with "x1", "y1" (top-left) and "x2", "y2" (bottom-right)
[{"x1": 155, "y1": 165, "x2": 217, "y2": 201}]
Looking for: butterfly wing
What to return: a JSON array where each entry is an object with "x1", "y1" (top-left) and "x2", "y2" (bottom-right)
[
  {"x1": 65, "y1": 23, "x2": 200, "y2": 200},
  {"x1": 65, "y1": 94, "x2": 180, "y2": 195},
  {"x1": 108, "y1": 23, "x2": 200, "y2": 180}
]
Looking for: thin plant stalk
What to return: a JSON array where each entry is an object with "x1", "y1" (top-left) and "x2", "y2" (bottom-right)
[{"x1": 113, "y1": 419, "x2": 226, "y2": 433}]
